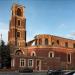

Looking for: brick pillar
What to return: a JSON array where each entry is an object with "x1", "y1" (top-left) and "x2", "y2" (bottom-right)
[{"x1": 42, "y1": 38, "x2": 45, "y2": 45}]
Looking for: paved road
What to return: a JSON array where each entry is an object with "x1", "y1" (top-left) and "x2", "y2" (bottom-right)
[
  {"x1": 20, "y1": 72, "x2": 46, "y2": 75},
  {"x1": 0, "y1": 72, "x2": 47, "y2": 75},
  {"x1": 20, "y1": 72, "x2": 47, "y2": 75}
]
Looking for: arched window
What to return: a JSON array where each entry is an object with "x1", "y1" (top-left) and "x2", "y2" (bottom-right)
[
  {"x1": 35, "y1": 40, "x2": 37, "y2": 45},
  {"x1": 73, "y1": 43, "x2": 75, "y2": 48},
  {"x1": 45, "y1": 38, "x2": 48, "y2": 45},
  {"x1": 67, "y1": 53, "x2": 71, "y2": 63},
  {"x1": 17, "y1": 32, "x2": 20, "y2": 38},
  {"x1": 15, "y1": 50, "x2": 23, "y2": 55},
  {"x1": 39, "y1": 38, "x2": 42, "y2": 45},
  {"x1": 57, "y1": 40, "x2": 59, "y2": 45},
  {"x1": 17, "y1": 19, "x2": 21, "y2": 26},
  {"x1": 65, "y1": 42, "x2": 68, "y2": 47},
  {"x1": 31, "y1": 51, "x2": 36, "y2": 56},
  {"x1": 17, "y1": 8, "x2": 22, "y2": 16},
  {"x1": 48, "y1": 51, "x2": 54, "y2": 58}
]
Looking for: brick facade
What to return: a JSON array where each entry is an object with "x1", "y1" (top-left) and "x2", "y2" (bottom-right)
[{"x1": 8, "y1": 4, "x2": 75, "y2": 71}]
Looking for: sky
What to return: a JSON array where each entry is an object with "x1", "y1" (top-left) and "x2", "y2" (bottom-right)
[{"x1": 0, "y1": 0, "x2": 75, "y2": 44}]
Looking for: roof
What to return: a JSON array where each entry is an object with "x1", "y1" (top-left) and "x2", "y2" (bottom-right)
[{"x1": 34, "y1": 34, "x2": 75, "y2": 41}]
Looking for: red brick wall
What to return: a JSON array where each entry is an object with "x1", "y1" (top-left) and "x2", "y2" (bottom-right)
[{"x1": 27, "y1": 47, "x2": 75, "y2": 70}]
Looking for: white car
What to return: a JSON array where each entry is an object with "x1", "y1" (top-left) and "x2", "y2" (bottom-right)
[{"x1": 64, "y1": 71, "x2": 75, "y2": 75}]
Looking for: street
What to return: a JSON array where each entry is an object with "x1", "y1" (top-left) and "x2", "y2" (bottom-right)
[{"x1": 0, "y1": 72, "x2": 47, "y2": 75}]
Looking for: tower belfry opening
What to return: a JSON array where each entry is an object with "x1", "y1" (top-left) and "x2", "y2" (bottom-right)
[{"x1": 17, "y1": 8, "x2": 22, "y2": 16}]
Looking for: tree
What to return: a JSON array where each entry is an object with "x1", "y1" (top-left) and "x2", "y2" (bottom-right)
[{"x1": 0, "y1": 40, "x2": 11, "y2": 69}]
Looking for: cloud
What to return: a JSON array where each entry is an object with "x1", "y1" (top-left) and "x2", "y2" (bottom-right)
[
  {"x1": 62, "y1": 32, "x2": 75, "y2": 40},
  {"x1": 70, "y1": 32, "x2": 75, "y2": 36}
]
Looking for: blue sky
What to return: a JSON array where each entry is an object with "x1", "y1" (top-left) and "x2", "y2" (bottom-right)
[{"x1": 0, "y1": 0, "x2": 75, "y2": 43}]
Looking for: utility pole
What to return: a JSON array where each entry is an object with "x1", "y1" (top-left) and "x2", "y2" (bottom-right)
[{"x1": 0, "y1": 33, "x2": 2, "y2": 46}]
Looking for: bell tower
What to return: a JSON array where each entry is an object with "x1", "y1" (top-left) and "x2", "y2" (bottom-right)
[{"x1": 8, "y1": 4, "x2": 26, "y2": 47}]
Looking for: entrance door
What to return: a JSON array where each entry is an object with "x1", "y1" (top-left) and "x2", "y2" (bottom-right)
[{"x1": 36, "y1": 60, "x2": 41, "y2": 71}]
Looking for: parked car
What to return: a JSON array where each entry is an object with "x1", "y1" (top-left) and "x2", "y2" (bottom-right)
[
  {"x1": 47, "y1": 69, "x2": 64, "y2": 75},
  {"x1": 47, "y1": 70, "x2": 53, "y2": 75},
  {"x1": 19, "y1": 67, "x2": 33, "y2": 73},
  {"x1": 64, "y1": 71, "x2": 75, "y2": 75}
]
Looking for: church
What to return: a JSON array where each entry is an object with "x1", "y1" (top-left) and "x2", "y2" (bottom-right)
[{"x1": 8, "y1": 4, "x2": 75, "y2": 71}]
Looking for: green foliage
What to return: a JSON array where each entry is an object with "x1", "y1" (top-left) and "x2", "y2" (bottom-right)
[{"x1": 0, "y1": 40, "x2": 11, "y2": 68}]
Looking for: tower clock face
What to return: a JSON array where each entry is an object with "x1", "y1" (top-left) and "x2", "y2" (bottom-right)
[{"x1": 17, "y1": 8, "x2": 22, "y2": 16}]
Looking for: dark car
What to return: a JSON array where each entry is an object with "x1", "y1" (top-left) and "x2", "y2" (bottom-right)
[
  {"x1": 64, "y1": 71, "x2": 75, "y2": 75},
  {"x1": 19, "y1": 67, "x2": 33, "y2": 73},
  {"x1": 47, "y1": 70, "x2": 53, "y2": 75},
  {"x1": 47, "y1": 69, "x2": 64, "y2": 75}
]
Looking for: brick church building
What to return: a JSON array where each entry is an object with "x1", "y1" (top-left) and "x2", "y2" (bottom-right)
[{"x1": 8, "y1": 4, "x2": 75, "y2": 71}]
